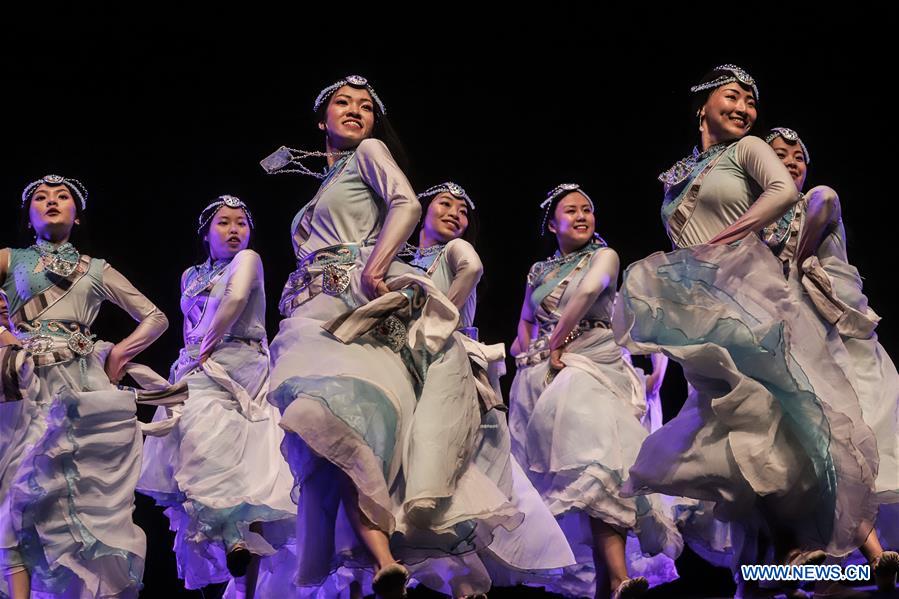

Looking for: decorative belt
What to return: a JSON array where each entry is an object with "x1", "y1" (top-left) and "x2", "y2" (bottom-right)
[
  {"x1": 515, "y1": 319, "x2": 609, "y2": 368},
  {"x1": 16, "y1": 320, "x2": 96, "y2": 366},
  {"x1": 183, "y1": 333, "x2": 265, "y2": 347},
  {"x1": 279, "y1": 243, "x2": 368, "y2": 316},
  {"x1": 178, "y1": 335, "x2": 266, "y2": 367}
]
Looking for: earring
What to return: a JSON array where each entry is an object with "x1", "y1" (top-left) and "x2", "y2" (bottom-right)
[{"x1": 27, "y1": 222, "x2": 32, "y2": 230}]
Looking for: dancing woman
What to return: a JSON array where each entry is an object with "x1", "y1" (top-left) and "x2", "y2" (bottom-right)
[
  {"x1": 409, "y1": 182, "x2": 575, "y2": 596},
  {"x1": 612, "y1": 66, "x2": 879, "y2": 595},
  {"x1": 0, "y1": 175, "x2": 168, "y2": 598},
  {"x1": 265, "y1": 76, "x2": 500, "y2": 598},
  {"x1": 766, "y1": 127, "x2": 899, "y2": 592},
  {"x1": 509, "y1": 184, "x2": 682, "y2": 599},
  {"x1": 137, "y1": 195, "x2": 294, "y2": 596}
]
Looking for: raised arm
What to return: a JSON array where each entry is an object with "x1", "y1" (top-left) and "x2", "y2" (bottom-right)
[
  {"x1": 708, "y1": 136, "x2": 800, "y2": 245},
  {"x1": 355, "y1": 138, "x2": 421, "y2": 299},
  {"x1": 548, "y1": 247, "x2": 619, "y2": 369},
  {"x1": 197, "y1": 250, "x2": 262, "y2": 362},
  {"x1": 100, "y1": 263, "x2": 169, "y2": 382}
]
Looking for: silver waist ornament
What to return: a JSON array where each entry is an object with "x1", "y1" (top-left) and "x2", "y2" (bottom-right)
[{"x1": 18, "y1": 320, "x2": 96, "y2": 357}]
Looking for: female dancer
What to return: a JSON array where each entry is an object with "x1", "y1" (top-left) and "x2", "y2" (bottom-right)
[
  {"x1": 612, "y1": 66, "x2": 879, "y2": 595},
  {"x1": 265, "y1": 75, "x2": 508, "y2": 598},
  {"x1": 409, "y1": 182, "x2": 575, "y2": 594},
  {"x1": 509, "y1": 183, "x2": 682, "y2": 599},
  {"x1": 766, "y1": 127, "x2": 899, "y2": 592},
  {"x1": 0, "y1": 175, "x2": 168, "y2": 598},
  {"x1": 137, "y1": 195, "x2": 295, "y2": 595}
]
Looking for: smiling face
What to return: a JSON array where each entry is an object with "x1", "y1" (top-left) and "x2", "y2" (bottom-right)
[
  {"x1": 700, "y1": 82, "x2": 757, "y2": 145},
  {"x1": 421, "y1": 192, "x2": 470, "y2": 246},
  {"x1": 770, "y1": 136, "x2": 808, "y2": 192},
  {"x1": 28, "y1": 183, "x2": 79, "y2": 242},
  {"x1": 547, "y1": 191, "x2": 595, "y2": 254},
  {"x1": 319, "y1": 85, "x2": 376, "y2": 151},
  {"x1": 204, "y1": 206, "x2": 251, "y2": 260}
]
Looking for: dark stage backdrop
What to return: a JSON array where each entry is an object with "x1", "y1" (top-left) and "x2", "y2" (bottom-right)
[{"x1": 2, "y1": 10, "x2": 896, "y2": 598}]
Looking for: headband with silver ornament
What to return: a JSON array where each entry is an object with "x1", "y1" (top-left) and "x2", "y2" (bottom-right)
[
  {"x1": 690, "y1": 64, "x2": 760, "y2": 101},
  {"x1": 197, "y1": 195, "x2": 255, "y2": 234},
  {"x1": 766, "y1": 127, "x2": 811, "y2": 164},
  {"x1": 539, "y1": 183, "x2": 595, "y2": 235},
  {"x1": 417, "y1": 182, "x2": 476, "y2": 210},
  {"x1": 21, "y1": 174, "x2": 88, "y2": 210},
  {"x1": 313, "y1": 75, "x2": 386, "y2": 116}
]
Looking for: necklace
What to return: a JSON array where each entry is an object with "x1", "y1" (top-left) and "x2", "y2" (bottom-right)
[
  {"x1": 183, "y1": 258, "x2": 230, "y2": 298},
  {"x1": 32, "y1": 240, "x2": 80, "y2": 277},
  {"x1": 658, "y1": 142, "x2": 731, "y2": 189},
  {"x1": 528, "y1": 241, "x2": 602, "y2": 287}
]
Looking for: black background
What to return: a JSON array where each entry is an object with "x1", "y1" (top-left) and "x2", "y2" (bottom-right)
[{"x1": 2, "y1": 9, "x2": 896, "y2": 598}]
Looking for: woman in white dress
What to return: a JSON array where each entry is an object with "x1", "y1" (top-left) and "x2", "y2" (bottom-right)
[
  {"x1": 612, "y1": 65, "x2": 879, "y2": 598},
  {"x1": 1, "y1": 175, "x2": 168, "y2": 598},
  {"x1": 408, "y1": 182, "x2": 575, "y2": 596},
  {"x1": 509, "y1": 184, "x2": 682, "y2": 599},
  {"x1": 766, "y1": 127, "x2": 899, "y2": 593},
  {"x1": 265, "y1": 76, "x2": 515, "y2": 598},
  {"x1": 137, "y1": 195, "x2": 295, "y2": 597}
]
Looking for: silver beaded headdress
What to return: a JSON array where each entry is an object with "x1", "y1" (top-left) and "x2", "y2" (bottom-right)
[
  {"x1": 539, "y1": 183, "x2": 594, "y2": 234},
  {"x1": 766, "y1": 127, "x2": 811, "y2": 164},
  {"x1": 313, "y1": 75, "x2": 386, "y2": 115},
  {"x1": 21, "y1": 174, "x2": 88, "y2": 210},
  {"x1": 690, "y1": 64, "x2": 759, "y2": 101},
  {"x1": 417, "y1": 182, "x2": 475, "y2": 210},
  {"x1": 197, "y1": 195, "x2": 255, "y2": 234}
]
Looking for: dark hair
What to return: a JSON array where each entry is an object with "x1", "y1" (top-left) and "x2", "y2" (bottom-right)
[
  {"x1": 540, "y1": 190, "x2": 599, "y2": 256},
  {"x1": 18, "y1": 182, "x2": 88, "y2": 247},
  {"x1": 765, "y1": 129, "x2": 800, "y2": 149},
  {"x1": 416, "y1": 192, "x2": 480, "y2": 248},
  {"x1": 315, "y1": 83, "x2": 410, "y2": 173},
  {"x1": 196, "y1": 203, "x2": 255, "y2": 263},
  {"x1": 690, "y1": 67, "x2": 761, "y2": 136}
]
